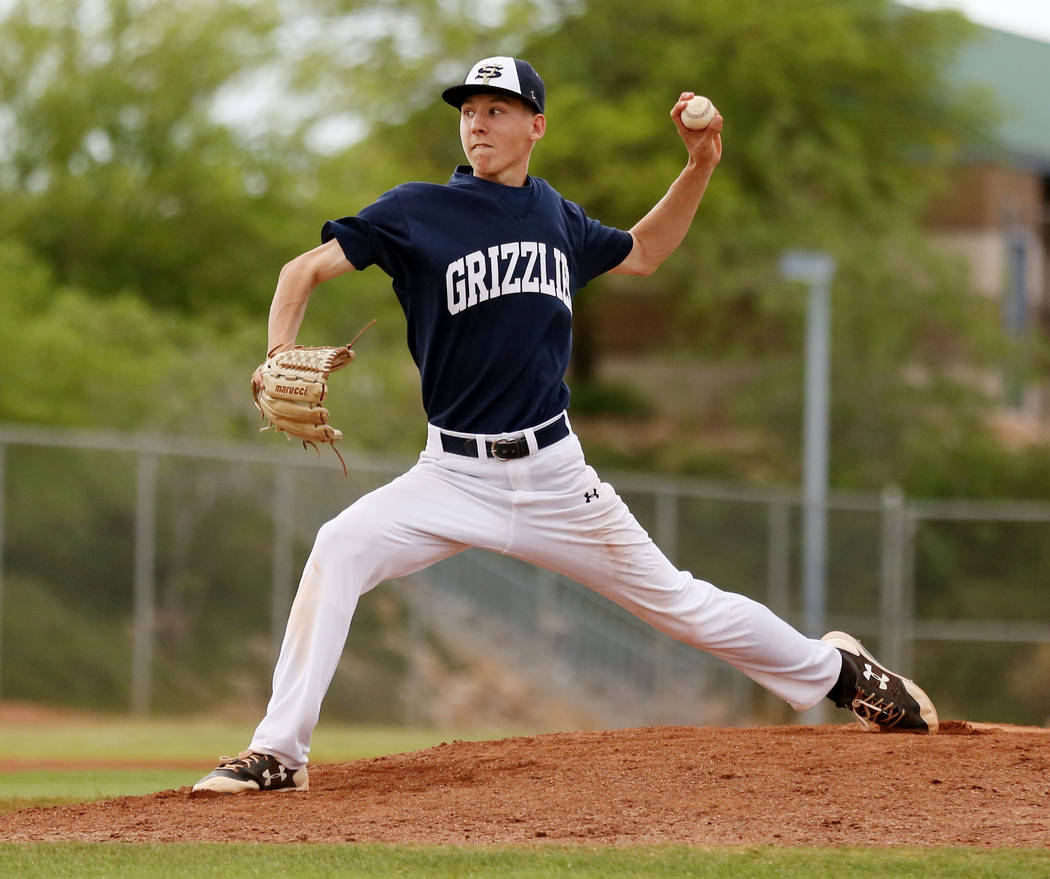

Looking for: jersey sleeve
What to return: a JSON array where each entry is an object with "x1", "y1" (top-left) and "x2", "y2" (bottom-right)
[
  {"x1": 320, "y1": 188, "x2": 412, "y2": 281},
  {"x1": 566, "y1": 202, "x2": 634, "y2": 288}
]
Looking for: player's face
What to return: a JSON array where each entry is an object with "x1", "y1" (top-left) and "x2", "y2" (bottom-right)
[{"x1": 459, "y1": 93, "x2": 545, "y2": 187}]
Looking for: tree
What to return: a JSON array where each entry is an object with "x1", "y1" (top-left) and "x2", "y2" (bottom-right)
[
  {"x1": 512, "y1": 0, "x2": 1000, "y2": 488},
  {"x1": 0, "y1": 0, "x2": 567, "y2": 313},
  {"x1": 0, "y1": 0, "x2": 319, "y2": 312},
  {"x1": 0, "y1": 0, "x2": 564, "y2": 438}
]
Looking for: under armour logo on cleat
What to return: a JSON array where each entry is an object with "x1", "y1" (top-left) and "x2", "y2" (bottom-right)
[
  {"x1": 584, "y1": 489, "x2": 599, "y2": 503},
  {"x1": 261, "y1": 767, "x2": 287, "y2": 788},
  {"x1": 863, "y1": 663, "x2": 890, "y2": 690}
]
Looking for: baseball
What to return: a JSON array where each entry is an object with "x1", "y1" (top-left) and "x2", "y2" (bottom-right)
[{"x1": 681, "y1": 95, "x2": 715, "y2": 131}]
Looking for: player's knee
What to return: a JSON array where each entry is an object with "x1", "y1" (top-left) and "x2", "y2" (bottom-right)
[
  {"x1": 315, "y1": 509, "x2": 376, "y2": 557},
  {"x1": 313, "y1": 505, "x2": 397, "y2": 571}
]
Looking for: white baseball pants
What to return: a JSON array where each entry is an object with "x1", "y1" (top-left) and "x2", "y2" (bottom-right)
[{"x1": 250, "y1": 414, "x2": 842, "y2": 768}]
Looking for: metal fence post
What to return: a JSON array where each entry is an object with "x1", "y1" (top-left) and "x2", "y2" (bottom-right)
[
  {"x1": 902, "y1": 510, "x2": 917, "y2": 673},
  {"x1": 403, "y1": 583, "x2": 424, "y2": 727},
  {"x1": 653, "y1": 489, "x2": 681, "y2": 697},
  {"x1": 655, "y1": 489, "x2": 678, "y2": 565},
  {"x1": 271, "y1": 466, "x2": 295, "y2": 659},
  {"x1": 131, "y1": 451, "x2": 158, "y2": 715},
  {"x1": 767, "y1": 498, "x2": 791, "y2": 618},
  {"x1": 879, "y1": 485, "x2": 905, "y2": 671}
]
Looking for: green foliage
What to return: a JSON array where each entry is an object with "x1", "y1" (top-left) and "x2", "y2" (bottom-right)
[
  {"x1": 917, "y1": 639, "x2": 1047, "y2": 726},
  {"x1": 728, "y1": 237, "x2": 1003, "y2": 488},
  {"x1": 0, "y1": 0, "x2": 567, "y2": 314},
  {"x1": 1, "y1": 575, "x2": 131, "y2": 709},
  {"x1": 0, "y1": 0, "x2": 311, "y2": 314},
  {"x1": 568, "y1": 380, "x2": 655, "y2": 419},
  {"x1": 906, "y1": 428, "x2": 1050, "y2": 499},
  {"x1": 1, "y1": 432, "x2": 430, "y2": 717},
  {"x1": 530, "y1": 0, "x2": 978, "y2": 257},
  {"x1": 0, "y1": 241, "x2": 262, "y2": 434}
]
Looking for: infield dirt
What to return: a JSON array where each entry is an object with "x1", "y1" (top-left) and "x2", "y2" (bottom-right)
[{"x1": 2, "y1": 722, "x2": 1048, "y2": 847}]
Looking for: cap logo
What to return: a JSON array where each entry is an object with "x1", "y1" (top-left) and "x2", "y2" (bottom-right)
[
  {"x1": 474, "y1": 63, "x2": 504, "y2": 84},
  {"x1": 444, "y1": 57, "x2": 538, "y2": 112}
]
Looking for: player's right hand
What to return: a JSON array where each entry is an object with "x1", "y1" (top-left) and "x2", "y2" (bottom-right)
[{"x1": 671, "y1": 92, "x2": 722, "y2": 168}]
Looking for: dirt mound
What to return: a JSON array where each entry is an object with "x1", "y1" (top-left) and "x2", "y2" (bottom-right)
[{"x1": 3, "y1": 723, "x2": 1049, "y2": 847}]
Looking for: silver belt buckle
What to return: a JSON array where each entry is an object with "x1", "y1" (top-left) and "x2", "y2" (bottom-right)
[{"x1": 490, "y1": 437, "x2": 527, "y2": 461}]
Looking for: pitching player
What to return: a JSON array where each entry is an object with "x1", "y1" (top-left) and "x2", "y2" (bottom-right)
[{"x1": 194, "y1": 57, "x2": 937, "y2": 794}]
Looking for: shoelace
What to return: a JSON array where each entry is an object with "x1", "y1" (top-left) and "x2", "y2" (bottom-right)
[
  {"x1": 850, "y1": 692, "x2": 906, "y2": 730},
  {"x1": 216, "y1": 750, "x2": 267, "y2": 770}
]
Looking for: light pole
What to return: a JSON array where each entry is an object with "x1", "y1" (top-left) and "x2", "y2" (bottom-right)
[{"x1": 779, "y1": 251, "x2": 837, "y2": 641}]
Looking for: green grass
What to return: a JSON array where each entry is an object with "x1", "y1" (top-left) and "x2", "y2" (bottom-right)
[
  {"x1": 3, "y1": 769, "x2": 198, "y2": 809},
  {"x1": 2, "y1": 716, "x2": 506, "y2": 763},
  {"x1": 1, "y1": 715, "x2": 514, "y2": 815},
  {"x1": 0, "y1": 844, "x2": 1047, "y2": 878}
]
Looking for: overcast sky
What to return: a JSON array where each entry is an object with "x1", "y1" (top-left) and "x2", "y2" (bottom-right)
[{"x1": 900, "y1": 0, "x2": 1050, "y2": 43}]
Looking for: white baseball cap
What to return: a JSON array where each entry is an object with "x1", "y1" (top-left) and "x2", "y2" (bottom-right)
[{"x1": 442, "y1": 56, "x2": 546, "y2": 114}]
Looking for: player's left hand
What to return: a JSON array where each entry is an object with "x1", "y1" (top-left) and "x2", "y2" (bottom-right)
[
  {"x1": 671, "y1": 92, "x2": 723, "y2": 169},
  {"x1": 251, "y1": 320, "x2": 375, "y2": 476}
]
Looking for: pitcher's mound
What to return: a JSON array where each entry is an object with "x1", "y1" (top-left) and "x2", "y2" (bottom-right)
[{"x1": 3, "y1": 723, "x2": 1048, "y2": 846}]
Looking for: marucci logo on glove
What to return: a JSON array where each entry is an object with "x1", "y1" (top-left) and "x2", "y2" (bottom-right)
[{"x1": 253, "y1": 320, "x2": 376, "y2": 476}]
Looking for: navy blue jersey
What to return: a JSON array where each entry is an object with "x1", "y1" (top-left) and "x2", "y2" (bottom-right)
[{"x1": 321, "y1": 166, "x2": 633, "y2": 433}]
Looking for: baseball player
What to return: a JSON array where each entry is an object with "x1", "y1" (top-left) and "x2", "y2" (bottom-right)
[{"x1": 194, "y1": 57, "x2": 938, "y2": 794}]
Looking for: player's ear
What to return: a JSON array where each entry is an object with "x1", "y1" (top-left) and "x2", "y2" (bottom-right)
[{"x1": 530, "y1": 113, "x2": 546, "y2": 141}]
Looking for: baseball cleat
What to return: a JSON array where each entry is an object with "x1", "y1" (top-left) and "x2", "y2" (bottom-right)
[
  {"x1": 192, "y1": 750, "x2": 308, "y2": 793},
  {"x1": 822, "y1": 631, "x2": 939, "y2": 734}
]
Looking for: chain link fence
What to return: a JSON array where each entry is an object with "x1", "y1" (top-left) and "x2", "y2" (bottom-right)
[{"x1": 1, "y1": 424, "x2": 1048, "y2": 727}]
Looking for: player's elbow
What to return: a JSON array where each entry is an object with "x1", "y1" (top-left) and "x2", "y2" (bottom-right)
[
  {"x1": 612, "y1": 242, "x2": 661, "y2": 277},
  {"x1": 622, "y1": 254, "x2": 662, "y2": 277},
  {"x1": 278, "y1": 254, "x2": 313, "y2": 288},
  {"x1": 279, "y1": 251, "x2": 327, "y2": 292},
  {"x1": 280, "y1": 240, "x2": 355, "y2": 289},
  {"x1": 629, "y1": 259, "x2": 659, "y2": 277}
]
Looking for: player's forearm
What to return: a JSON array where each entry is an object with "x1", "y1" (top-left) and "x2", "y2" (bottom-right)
[
  {"x1": 266, "y1": 263, "x2": 316, "y2": 356},
  {"x1": 625, "y1": 159, "x2": 715, "y2": 275}
]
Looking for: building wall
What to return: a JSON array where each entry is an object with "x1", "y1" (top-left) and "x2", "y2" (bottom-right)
[
  {"x1": 926, "y1": 161, "x2": 1050, "y2": 424},
  {"x1": 928, "y1": 161, "x2": 1048, "y2": 310},
  {"x1": 930, "y1": 225, "x2": 1045, "y2": 306},
  {"x1": 930, "y1": 162, "x2": 1045, "y2": 229}
]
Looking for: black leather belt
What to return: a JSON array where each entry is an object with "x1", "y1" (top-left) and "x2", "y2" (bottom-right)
[{"x1": 439, "y1": 414, "x2": 569, "y2": 461}]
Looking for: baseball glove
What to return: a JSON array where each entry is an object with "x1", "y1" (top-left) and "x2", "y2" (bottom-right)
[{"x1": 252, "y1": 320, "x2": 375, "y2": 475}]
